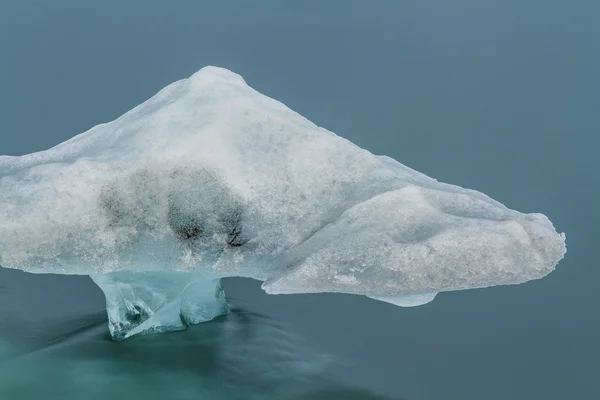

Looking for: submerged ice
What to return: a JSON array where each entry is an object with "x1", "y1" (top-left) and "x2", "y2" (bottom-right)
[
  {"x1": 90, "y1": 272, "x2": 228, "y2": 340},
  {"x1": 0, "y1": 66, "x2": 566, "y2": 339}
]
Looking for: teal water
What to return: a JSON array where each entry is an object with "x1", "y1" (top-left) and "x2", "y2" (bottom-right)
[
  {"x1": 1, "y1": 1, "x2": 599, "y2": 399},
  {"x1": 0, "y1": 277, "x2": 394, "y2": 400}
]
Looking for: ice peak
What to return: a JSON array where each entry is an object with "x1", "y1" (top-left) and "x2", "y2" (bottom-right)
[{"x1": 188, "y1": 65, "x2": 248, "y2": 87}]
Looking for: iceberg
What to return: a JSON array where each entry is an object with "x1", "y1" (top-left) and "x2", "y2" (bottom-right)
[{"x1": 0, "y1": 66, "x2": 566, "y2": 340}]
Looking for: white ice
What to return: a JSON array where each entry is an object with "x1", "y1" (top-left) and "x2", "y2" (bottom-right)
[{"x1": 0, "y1": 66, "x2": 566, "y2": 339}]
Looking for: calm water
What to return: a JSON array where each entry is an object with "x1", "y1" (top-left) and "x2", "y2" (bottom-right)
[
  {"x1": 1, "y1": 1, "x2": 599, "y2": 399},
  {"x1": 0, "y1": 278, "x2": 391, "y2": 400}
]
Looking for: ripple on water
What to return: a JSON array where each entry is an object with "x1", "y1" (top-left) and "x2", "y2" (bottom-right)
[{"x1": 0, "y1": 302, "x2": 401, "y2": 400}]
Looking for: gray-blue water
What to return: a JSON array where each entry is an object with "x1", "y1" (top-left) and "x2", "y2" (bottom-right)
[{"x1": 1, "y1": 1, "x2": 598, "y2": 399}]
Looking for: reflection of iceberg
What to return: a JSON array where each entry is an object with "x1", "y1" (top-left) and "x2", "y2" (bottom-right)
[{"x1": 0, "y1": 66, "x2": 566, "y2": 340}]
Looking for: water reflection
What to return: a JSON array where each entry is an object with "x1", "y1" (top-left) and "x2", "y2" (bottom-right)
[{"x1": 0, "y1": 302, "x2": 401, "y2": 399}]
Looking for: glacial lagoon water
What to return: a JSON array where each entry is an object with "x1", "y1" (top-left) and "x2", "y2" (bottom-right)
[{"x1": 0, "y1": 272, "x2": 397, "y2": 400}]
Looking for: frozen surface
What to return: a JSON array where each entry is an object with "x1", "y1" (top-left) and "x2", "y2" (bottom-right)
[{"x1": 0, "y1": 66, "x2": 566, "y2": 339}]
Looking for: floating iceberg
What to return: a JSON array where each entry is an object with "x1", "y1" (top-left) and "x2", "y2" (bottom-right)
[{"x1": 0, "y1": 67, "x2": 566, "y2": 340}]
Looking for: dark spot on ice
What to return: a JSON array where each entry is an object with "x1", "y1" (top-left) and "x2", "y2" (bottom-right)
[
  {"x1": 99, "y1": 166, "x2": 251, "y2": 247},
  {"x1": 183, "y1": 226, "x2": 201, "y2": 240},
  {"x1": 227, "y1": 225, "x2": 245, "y2": 247},
  {"x1": 169, "y1": 217, "x2": 204, "y2": 241}
]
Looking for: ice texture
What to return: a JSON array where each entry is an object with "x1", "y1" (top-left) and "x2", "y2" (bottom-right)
[
  {"x1": 90, "y1": 272, "x2": 227, "y2": 340},
  {"x1": 0, "y1": 66, "x2": 566, "y2": 339}
]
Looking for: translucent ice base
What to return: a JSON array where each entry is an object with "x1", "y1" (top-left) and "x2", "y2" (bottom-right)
[{"x1": 90, "y1": 272, "x2": 228, "y2": 340}]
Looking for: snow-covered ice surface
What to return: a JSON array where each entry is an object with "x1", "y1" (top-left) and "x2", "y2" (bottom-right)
[{"x1": 0, "y1": 66, "x2": 566, "y2": 339}]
